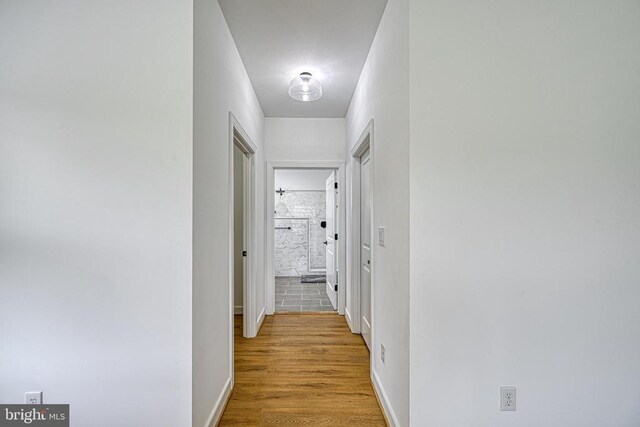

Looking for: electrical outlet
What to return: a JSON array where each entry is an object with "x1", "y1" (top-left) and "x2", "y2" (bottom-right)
[
  {"x1": 500, "y1": 386, "x2": 516, "y2": 411},
  {"x1": 380, "y1": 344, "x2": 386, "y2": 364},
  {"x1": 25, "y1": 391, "x2": 42, "y2": 405}
]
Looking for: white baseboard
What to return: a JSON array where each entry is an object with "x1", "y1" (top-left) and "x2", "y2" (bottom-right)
[
  {"x1": 371, "y1": 369, "x2": 400, "y2": 427},
  {"x1": 204, "y1": 376, "x2": 232, "y2": 427},
  {"x1": 344, "y1": 306, "x2": 353, "y2": 331},
  {"x1": 256, "y1": 306, "x2": 266, "y2": 332},
  {"x1": 234, "y1": 306, "x2": 243, "y2": 315}
]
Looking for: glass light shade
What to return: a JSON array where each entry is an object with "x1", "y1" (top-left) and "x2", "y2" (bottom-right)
[{"x1": 288, "y1": 72, "x2": 322, "y2": 102}]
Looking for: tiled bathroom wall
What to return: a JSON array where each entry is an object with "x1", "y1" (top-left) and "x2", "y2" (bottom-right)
[{"x1": 275, "y1": 191, "x2": 326, "y2": 276}]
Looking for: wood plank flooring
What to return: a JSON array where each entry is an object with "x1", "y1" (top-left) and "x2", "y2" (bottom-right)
[{"x1": 219, "y1": 314, "x2": 386, "y2": 426}]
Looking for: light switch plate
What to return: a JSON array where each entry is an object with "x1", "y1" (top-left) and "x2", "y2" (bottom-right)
[{"x1": 378, "y1": 226, "x2": 385, "y2": 247}]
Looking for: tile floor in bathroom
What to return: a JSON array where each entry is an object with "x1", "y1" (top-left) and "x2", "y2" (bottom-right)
[{"x1": 275, "y1": 276, "x2": 335, "y2": 312}]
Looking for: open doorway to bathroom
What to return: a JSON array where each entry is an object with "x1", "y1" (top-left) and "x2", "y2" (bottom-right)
[{"x1": 274, "y1": 169, "x2": 337, "y2": 313}]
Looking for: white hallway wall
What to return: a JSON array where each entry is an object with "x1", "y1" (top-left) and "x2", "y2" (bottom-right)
[
  {"x1": 265, "y1": 118, "x2": 345, "y2": 162},
  {"x1": 193, "y1": 0, "x2": 265, "y2": 425},
  {"x1": 410, "y1": 1, "x2": 640, "y2": 426},
  {"x1": 0, "y1": 1, "x2": 193, "y2": 426},
  {"x1": 275, "y1": 169, "x2": 333, "y2": 191},
  {"x1": 345, "y1": 0, "x2": 410, "y2": 425}
]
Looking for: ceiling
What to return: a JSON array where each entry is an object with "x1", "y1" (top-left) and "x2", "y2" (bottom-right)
[{"x1": 218, "y1": 0, "x2": 388, "y2": 118}]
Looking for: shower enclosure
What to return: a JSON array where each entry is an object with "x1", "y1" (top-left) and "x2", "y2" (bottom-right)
[{"x1": 274, "y1": 190, "x2": 326, "y2": 276}]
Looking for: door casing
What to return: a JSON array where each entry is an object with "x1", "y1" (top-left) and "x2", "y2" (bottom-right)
[
  {"x1": 228, "y1": 112, "x2": 259, "y2": 346},
  {"x1": 347, "y1": 119, "x2": 374, "y2": 342},
  {"x1": 266, "y1": 162, "x2": 346, "y2": 315}
]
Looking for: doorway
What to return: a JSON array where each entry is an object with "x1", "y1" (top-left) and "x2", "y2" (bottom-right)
[
  {"x1": 265, "y1": 164, "x2": 346, "y2": 315},
  {"x1": 228, "y1": 113, "x2": 258, "y2": 339},
  {"x1": 359, "y1": 148, "x2": 372, "y2": 349},
  {"x1": 348, "y1": 119, "x2": 374, "y2": 351},
  {"x1": 273, "y1": 168, "x2": 337, "y2": 312},
  {"x1": 233, "y1": 144, "x2": 247, "y2": 319}
]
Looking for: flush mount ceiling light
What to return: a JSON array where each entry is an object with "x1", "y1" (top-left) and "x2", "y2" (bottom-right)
[{"x1": 288, "y1": 72, "x2": 322, "y2": 102}]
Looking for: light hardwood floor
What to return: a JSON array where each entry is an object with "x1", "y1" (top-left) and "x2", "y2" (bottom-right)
[{"x1": 219, "y1": 314, "x2": 386, "y2": 426}]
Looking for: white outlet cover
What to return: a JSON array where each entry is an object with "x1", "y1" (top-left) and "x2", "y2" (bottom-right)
[
  {"x1": 500, "y1": 386, "x2": 516, "y2": 411},
  {"x1": 25, "y1": 391, "x2": 42, "y2": 405},
  {"x1": 378, "y1": 226, "x2": 385, "y2": 247}
]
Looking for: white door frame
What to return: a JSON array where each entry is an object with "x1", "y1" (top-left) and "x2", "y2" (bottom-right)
[
  {"x1": 266, "y1": 161, "x2": 346, "y2": 315},
  {"x1": 228, "y1": 112, "x2": 259, "y2": 342},
  {"x1": 347, "y1": 119, "x2": 374, "y2": 336}
]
